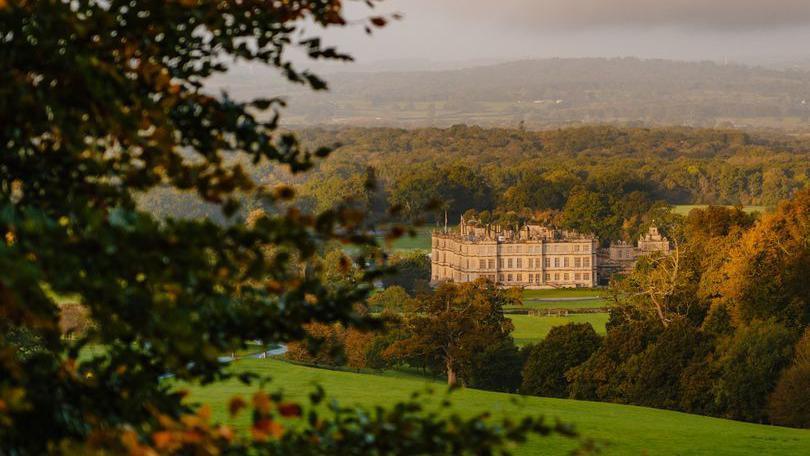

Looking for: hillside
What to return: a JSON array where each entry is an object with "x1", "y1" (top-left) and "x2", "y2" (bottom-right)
[
  {"x1": 213, "y1": 58, "x2": 810, "y2": 130},
  {"x1": 184, "y1": 359, "x2": 810, "y2": 455}
]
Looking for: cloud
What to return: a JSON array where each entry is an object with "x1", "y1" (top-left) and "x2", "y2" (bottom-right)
[{"x1": 432, "y1": 0, "x2": 810, "y2": 30}]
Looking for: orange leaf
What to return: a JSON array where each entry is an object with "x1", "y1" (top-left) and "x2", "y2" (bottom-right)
[
  {"x1": 152, "y1": 431, "x2": 173, "y2": 449},
  {"x1": 228, "y1": 396, "x2": 247, "y2": 417},
  {"x1": 278, "y1": 402, "x2": 302, "y2": 418},
  {"x1": 252, "y1": 392, "x2": 271, "y2": 414}
]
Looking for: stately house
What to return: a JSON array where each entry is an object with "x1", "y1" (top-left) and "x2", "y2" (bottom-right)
[{"x1": 431, "y1": 217, "x2": 669, "y2": 288}]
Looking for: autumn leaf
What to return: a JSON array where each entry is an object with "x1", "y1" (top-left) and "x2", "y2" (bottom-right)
[
  {"x1": 278, "y1": 402, "x2": 302, "y2": 418},
  {"x1": 228, "y1": 396, "x2": 247, "y2": 417},
  {"x1": 252, "y1": 392, "x2": 271, "y2": 414},
  {"x1": 151, "y1": 431, "x2": 173, "y2": 450}
]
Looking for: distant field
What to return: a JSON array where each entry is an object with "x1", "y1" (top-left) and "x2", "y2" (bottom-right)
[
  {"x1": 672, "y1": 204, "x2": 768, "y2": 216},
  {"x1": 507, "y1": 298, "x2": 609, "y2": 312},
  {"x1": 509, "y1": 313, "x2": 609, "y2": 346},
  {"x1": 182, "y1": 359, "x2": 810, "y2": 455},
  {"x1": 522, "y1": 289, "x2": 604, "y2": 299},
  {"x1": 376, "y1": 226, "x2": 433, "y2": 251}
]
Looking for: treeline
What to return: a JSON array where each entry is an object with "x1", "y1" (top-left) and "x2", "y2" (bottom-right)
[
  {"x1": 289, "y1": 191, "x2": 810, "y2": 429},
  {"x1": 294, "y1": 125, "x2": 807, "y2": 239},
  {"x1": 137, "y1": 125, "x2": 810, "y2": 241}
]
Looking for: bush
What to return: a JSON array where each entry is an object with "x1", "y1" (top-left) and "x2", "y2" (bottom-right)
[
  {"x1": 382, "y1": 252, "x2": 432, "y2": 295},
  {"x1": 618, "y1": 319, "x2": 712, "y2": 409},
  {"x1": 567, "y1": 318, "x2": 660, "y2": 401},
  {"x1": 521, "y1": 323, "x2": 602, "y2": 398},
  {"x1": 712, "y1": 319, "x2": 796, "y2": 422},
  {"x1": 768, "y1": 329, "x2": 810, "y2": 428},
  {"x1": 367, "y1": 286, "x2": 412, "y2": 313},
  {"x1": 286, "y1": 323, "x2": 346, "y2": 367},
  {"x1": 467, "y1": 338, "x2": 524, "y2": 393}
]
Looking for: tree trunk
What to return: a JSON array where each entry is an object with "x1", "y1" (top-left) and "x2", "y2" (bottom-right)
[{"x1": 446, "y1": 357, "x2": 457, "y2": 386}]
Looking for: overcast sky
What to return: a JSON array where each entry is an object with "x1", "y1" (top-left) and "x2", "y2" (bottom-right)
[{"x1": 305, "y1": 0, "x2": 810, "y2": 70}]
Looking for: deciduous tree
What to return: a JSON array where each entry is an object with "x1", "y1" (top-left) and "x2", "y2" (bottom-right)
[{"x1": 386, "y1": 280, "x2": 516, "y2": 386}]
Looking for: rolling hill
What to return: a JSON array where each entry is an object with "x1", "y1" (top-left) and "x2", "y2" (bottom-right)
[{"x1": 183, "y1": 359, "x2": 810, "y2": 455}]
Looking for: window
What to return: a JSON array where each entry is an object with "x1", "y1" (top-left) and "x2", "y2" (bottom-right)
[
  {"x1": 584, "y1": 258, "x2": 590, "y2": 267},
  {"x1": 479, "y1": 259, "x2": 486, "y2": 270},
  {"x1": 574, "y1": 244, "x2": 580, "y2": 252},
  {"x1": 517, "y1": 274, "x2": 522, "y2": 281},
  {"x1": 544, "y1": 257, "x2": 550, "y2": 268},
  {"x1": 507, "y1": 274, "x2": 513, "y2": 282},
  {"x1": 554, "y1": 257, "x2": 560, "y2": 268},
  {"x1": 529, "y1": 274, "x2": 534, "y2": 282},
  {"x1": 507, "y1": 258, "x2": 513, "y2": 268},
  {"x1": 498, "y1": 274, "x2": 504, "y2": 282},
  {"x1": 488, "y1": 259, "x2": 495, "y2": 269},
  {"x1": 584, "y1": 273, "x2": 590, "y2": 281},
  {"x1": 498, "y1": 258, "x2": 503, "y2": 268},
  {"x1": 545, "y1": 274, "x2": 550, "y2": 281},
  {"x1": 575, "y1": 257, "x2": 581, "y2": 268},
  {"x1": 564, "y1": 257, "x2": 569, "y2": 268},
  {"x1": 516, "y1": 258, "x2": 522, "y2": 268}
]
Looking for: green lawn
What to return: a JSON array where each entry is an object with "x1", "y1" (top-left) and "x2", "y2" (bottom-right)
[
  {"x1": 521, "y1": 288, "x2": 604, "y2": 300},
  {"x1": 672, "y1": 204, "x2": 769, "y2": 216},
  {"x1": 376, "y1": 226, "x2": 433, "y2": 252},
  {"x1": 507, "y1": 298, "x2": 609, "y2": 312},
  {"x1": 182, "y1": 359, "x2": 810, "y2": 455},
  {"x1": 509, "y1": 313, "x2": 609, "y2": 346}
]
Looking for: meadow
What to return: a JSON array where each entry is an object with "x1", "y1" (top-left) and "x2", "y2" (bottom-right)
[
  {"x1": 182, "y1": 359, "x2": 810, "y2": 455},
  {"x1": 509, "y1": 314, "x2": 609, "y2": 346},
  {"x1": 671, "y1": 204, "x2": 769, "y2": 216},
  {"x1": 507, "y1": 299, "x2": 608, "y2": 312}
]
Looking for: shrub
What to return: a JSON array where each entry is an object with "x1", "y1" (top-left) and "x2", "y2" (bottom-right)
[
  {"x1": 286, "y1": 323, "x2": 346, "y2": 367},
  {"x1": 521, "y1": 323, "x2": 602, "y2": 397},
  {"x1": 467, "y1": 338, "x2": 524, "y2": 393},
  {"x1": 618, "y1": 319, "x2": 712, "y2": 409},
  {"x1": 567, "y1": 318, "x2": 660, "y2": 401},
  {"x1": 768, "y1": 329, "x2": 810, "y2": 428},
  {"x1": 712, "y1": 319, "x2": 796, "y2": 422}
]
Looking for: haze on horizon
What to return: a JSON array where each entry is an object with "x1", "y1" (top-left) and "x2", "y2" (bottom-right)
[{"x1": 302, "y1": 0, "x2": 810, "y2": 71}]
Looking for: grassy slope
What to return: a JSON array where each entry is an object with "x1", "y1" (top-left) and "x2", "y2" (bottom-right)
[
  {"x1": 183, "y1": 359, "x2": 810, "y2": 455},
  {"x1": 509, "y1": 314, "x2": 609, "y2": 346},
  {"x1": 672, "y1": 204, "x2": 768, "y2": 216}
]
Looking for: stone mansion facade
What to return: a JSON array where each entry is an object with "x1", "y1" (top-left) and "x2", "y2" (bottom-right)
[{"x1": 430, "y1": 217, "x2": 669, "y2": 289}]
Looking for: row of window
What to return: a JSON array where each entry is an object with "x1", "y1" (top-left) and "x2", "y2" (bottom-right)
[
  {"x1": 432, "y1": 271, "x2": 592, "y2": 283},
  {"x1": 433, "y1": 240, "x2": 592, "y2": 254},
  {"x1": 474, "y1": 256, "x2": 592, "y2": 269},
  {"x1": 498, "y1": 272, "x2": 591, "y2": 283}
]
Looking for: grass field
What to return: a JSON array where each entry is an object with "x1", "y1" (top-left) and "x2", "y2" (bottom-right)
[
  {"x1": 182, "y1": 359, "x2": 810, "y2": 455},
  {"x1": 522, "y1": 288, "x2": 604, "y2": 299},
  {"x1": 672, "y1": 204, "x2": 769, "y2": 216},
  {"x1": 376, "y1": 226, "x2": 433, "y2": 251},
  {"x1": 507, "y1": 298, "x2": 609, "y2": 311},
  {"x1": 509, "y1": 314, "x2": 609, "y2": 346}
]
